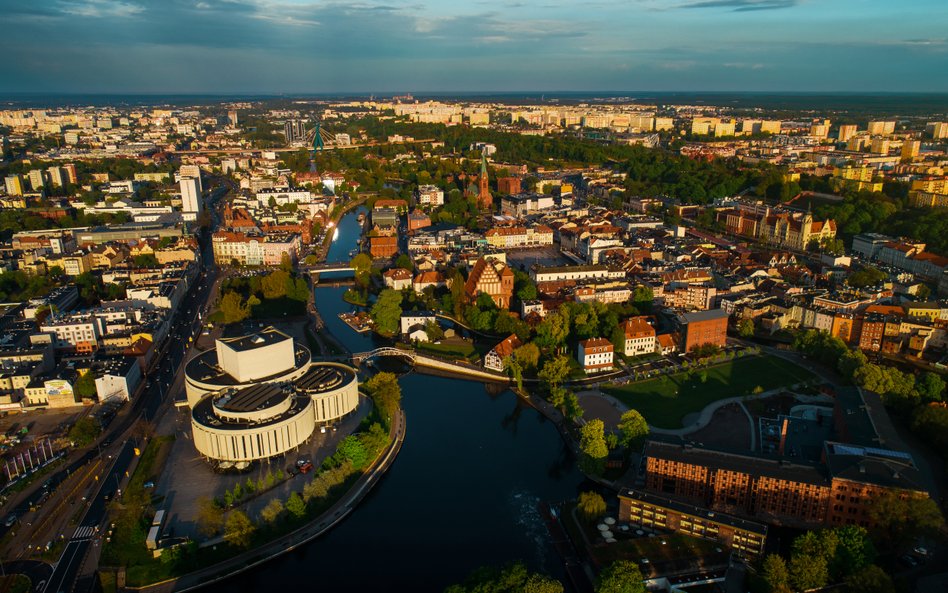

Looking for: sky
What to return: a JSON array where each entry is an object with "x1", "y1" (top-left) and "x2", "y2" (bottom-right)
[{"x1": 1, "y1": 0, "x2": 947, "y2": 94}]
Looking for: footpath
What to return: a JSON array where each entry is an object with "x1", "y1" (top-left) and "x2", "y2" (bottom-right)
[{"x1": 129, "y1": 409, "x2": 406, "y2": 593}]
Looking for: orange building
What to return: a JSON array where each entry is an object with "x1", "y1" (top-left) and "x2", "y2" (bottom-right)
[
  {"x1": 677, "y1": 309, "x2": 729, "y2": 352},
  {"x1": 643, "y1": 389, "x2": 930, "y2": 530},
  {"x1": 369, "y1": 236, "x2": 398, "y2": 259}
]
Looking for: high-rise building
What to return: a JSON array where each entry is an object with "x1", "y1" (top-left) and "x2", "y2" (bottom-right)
[
  {"x1": 63, "y1": 163, "x2": 78, "y2": 185},
  {"x1": 47, "y1": 166, "x2": 67, "y2": 188},
  {"x1": 867, "y1": 120, "x2": 896, "y2": 135},
  {"x1": 901, "y1": 140, "x2": 921, "y2": 160},
  {"x1": 180, "y1": 177, "x2": 202, "y2": 220},
  {"x1": 4, "y1": 174, "x2": 24, "y2": 196},
  {"x1": 284, "y1": 120, "x2": 306, "y2": 143},
  {"x1": 179, "y1": 165, "x2": 203, "y2": 193},
  {"x1": 227, "y1": 110, "x2": 239, "y2": 127},
  {"x1": 870, "y1": 138, "x2": 891, "y2": 155},
  {"x1": 28, "y1": 169, "x2": 46, "y2": 191},
  {"x1": 837, "y1": 124, "x2": 857, "y2": 143},
  {"x1": 926, "y1": 122, "x2": 948, "y2": 139}
]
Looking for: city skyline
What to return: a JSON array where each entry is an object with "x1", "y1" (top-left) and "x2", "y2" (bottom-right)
[{"x1": 1, "y1": 0, "x2": 946, "y2": 94}]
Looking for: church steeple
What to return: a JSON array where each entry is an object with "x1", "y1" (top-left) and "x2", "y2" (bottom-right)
[{"x1": 477, "y1": 152, "x2": 492, "y2": 210}]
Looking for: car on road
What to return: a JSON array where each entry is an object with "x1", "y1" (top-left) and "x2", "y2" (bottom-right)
[{"x1": 4, "y1": 514, "x2": 16, "y2": 527}]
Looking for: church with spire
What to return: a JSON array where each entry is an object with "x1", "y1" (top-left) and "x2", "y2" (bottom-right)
[{"x1": 476, "y1": 152, "x2": 492, "y2": 210}]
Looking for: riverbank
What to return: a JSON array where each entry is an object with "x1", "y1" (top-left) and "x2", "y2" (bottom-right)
[{"x1": 128, "y1": 409, "x2": 406, "y2": 593}]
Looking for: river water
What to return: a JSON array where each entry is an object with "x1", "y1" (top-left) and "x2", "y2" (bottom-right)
[{"x1": 206, "y1": 206, "x2": 583, "y2": 592}]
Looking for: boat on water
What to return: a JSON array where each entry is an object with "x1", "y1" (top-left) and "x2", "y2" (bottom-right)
[{"x1": 357, "y1": 213, "x2": 365, "y2": 223}]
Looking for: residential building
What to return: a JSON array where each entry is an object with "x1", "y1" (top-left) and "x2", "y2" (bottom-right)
[
  {"x1": 577, "y1": 338, "x2": 614, "y2": 373},
  {"x1": 483, "y1": 334, "x2": 521, "y2": 372},
  {"x1": 415, "y1": 185, "x2": 444, "y2": 207},
  {"x1": 4, "y1": 174, "x2": 24, "y2": 196},
  {"x1": 484, "y1": 225, "x2": 554, "y2": 249},
  {"x1": 622, "y1": 316, "x2": 657, "y2": 357},
  {"x1": 382, "y1": 268, "x2": 413, "y2": 290},
  {"x1": 677, "y1": 309, "x2": 729, "y2": 352}
]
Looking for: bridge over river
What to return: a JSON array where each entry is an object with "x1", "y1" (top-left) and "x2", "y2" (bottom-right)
[{"x1": 332, "y1": 347, "x2": 511, "y2": 383}]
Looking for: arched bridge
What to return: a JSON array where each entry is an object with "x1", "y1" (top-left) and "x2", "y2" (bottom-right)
[
  {"x1": 301, "y1": 262, "x2": 355, "y2": 274},
  {"x1": 352, "y1": 347, "x2": 417, "y2": 365}
]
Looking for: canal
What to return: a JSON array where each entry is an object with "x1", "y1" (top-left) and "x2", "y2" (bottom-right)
[{"x1": 207, "y1": 206, "x2": 584, "y2": 592}]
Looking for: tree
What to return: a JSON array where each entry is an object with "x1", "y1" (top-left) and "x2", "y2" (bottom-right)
[
  {"x1": 219, "y1": 291, "x2": 251, "y2": 324},
  {"x1": 350, "y1": 253, "x2": 373, "y2": 287},
  {"x1": 539, "y1": 355, "x2": 571, "y2": 390},
  {"x1": 845, "y1": 565, "x2": 893, "y2": 593},
  {"x1": 830, "y1": 525, "x2": 875, "y2": 579},
  {"x1": 68, "y1": 416, "x2": 101, "y2": 446},
  {"x1": 579, "y1": 419, "x2": 609, "y2": 475},
  {"x1": 535, "y1": 309, "x2": 570, "y2": 351},
  {"x1": 761, "y1": 554, "x2": 789, "y2": 593},
  {"x1": 577, "y1": 491, "x2": 607, "y2": 522},
  {"x1": 223, "y1": 510, "x2": 255, "y2": 548},
  {"x1": 424, "y1": 320, "x2": 444, "y2": 341},
  {"x1": 261, "y1": 270, "x2": 290, "y2": 299},
  {"x1": 617, "y1": 409, "x2": 649, "y2": 447},
  {"x1": 285, "y1": 492, "x2": 306, "y2": 519},
  {"x1": 196, "y1": 497, "x2": 224, "y2": 537},
  {"x1": 280, "y1": 252, "x2": 294, "y2": 273},
  {"x1": 74, "y1": 372, "x2": 98, "y2": 399},
  {"x1": 364, "y1": 372, "x2": 401, "y2": 429},
  {"x1": 868, "y1": 490, "x2": 945, "y2": 550},
  {"x1": 916, "y1": 371, "x2": 945, "y2": 403},
  {"x1": 737, "y1": 318, "x2": 755, "y2": 338},
  {"x1": 596, "y1": 560, "x2": 645, "y2": 593},
  {"x1": 394, "y1": 253, "x2": 414, "y2": 271},
  {"x1": 837, "y1": 349, "x2": 867, "y2": 382},
  {"x1": 512, "y1": 342, "x2": 540, "y2": 369},
  {"x1": 260, "y1": 499, "x2": 284, "y2": 523},
  {"x1": 370, "y1": 289, "x2": 403, "y2": 336},
  {"x1": 789, "y1": 553, "x2": 828, "y2": 592},
  {"x1": 444, "y1": 562, "x2": 563, "y2": 593}
]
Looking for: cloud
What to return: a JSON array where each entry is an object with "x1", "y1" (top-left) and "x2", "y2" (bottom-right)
[
  {"x1": 677, "y1": 0, "x2": 799, "y2": 11},
  {"x1": 57, "y1": 0, "x2": 145, "y2": 18}
]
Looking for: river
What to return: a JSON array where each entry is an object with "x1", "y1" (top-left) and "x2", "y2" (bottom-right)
[{"x1": 206, "y1": 206, "x2": 584, "y2": 592}]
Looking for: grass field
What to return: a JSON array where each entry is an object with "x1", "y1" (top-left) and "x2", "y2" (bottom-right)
[{"x1": 602, "y1": 355, "x2": 814, "y2": 429}]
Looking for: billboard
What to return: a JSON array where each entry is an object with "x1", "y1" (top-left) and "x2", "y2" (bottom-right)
[{"x1": 44, "y1": 379, "x2": 74, "y2": 401}]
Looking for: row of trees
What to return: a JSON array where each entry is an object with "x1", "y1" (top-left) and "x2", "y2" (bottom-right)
[
  {"x1": 792, "y1": 329, "x2": 945, "y2": 409},
  {"x1": 443, "y1": 559, "x2": 645, "y2": 593}
]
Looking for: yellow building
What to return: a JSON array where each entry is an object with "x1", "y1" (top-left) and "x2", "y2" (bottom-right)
[
  {"x1": 911, "y1": 178, "x2": 948, "y2": 195},
  {"x1": 868, "y1": 121, "x2": 896, "y2": 135},
  {"x1": 870, "y1": 138, "x2": 891, "y2": 154},
  {"x1": 837, "y1": 124, "x2": 857, "y2": 143},
  {"x1": 910, "y1": 191, "x2": 948, "y2": 209},
  {"x1": 903, "y1": 302, "x2": 942, "y2": 322},
  {"x1": 902, "y1": 140, "x2": 921, "y2": 160},
  {"x1": 832, "y1": 167, "x2": 883, "y2": 193}
]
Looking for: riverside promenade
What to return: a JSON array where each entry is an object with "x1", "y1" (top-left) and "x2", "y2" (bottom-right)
[{"x1": 130, "y1": 409, "x2": 406, "y2": 593}]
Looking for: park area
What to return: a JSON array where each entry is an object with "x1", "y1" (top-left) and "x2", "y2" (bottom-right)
[{"x1": 602, "y1": 355, "x2": 815, "y2": 429}]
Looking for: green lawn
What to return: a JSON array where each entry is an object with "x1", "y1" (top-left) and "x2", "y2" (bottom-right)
[
  {"x1": 602, "y1": 355, "x2": 814, "y2": 429},
  {"x1": 413, "y1": 340, "x2": 479, "y2": 361}
]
